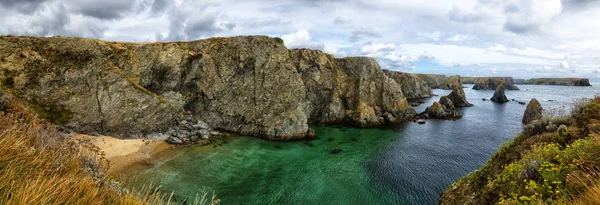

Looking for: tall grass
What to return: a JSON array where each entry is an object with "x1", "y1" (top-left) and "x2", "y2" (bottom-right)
[{"x1": 0, "y1": 103, "x2": 219, "y2": 205}]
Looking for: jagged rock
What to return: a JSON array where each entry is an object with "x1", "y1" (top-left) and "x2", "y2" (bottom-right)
[
  {"x1": 421, "y1": 96, "x2": 461, "y2": 120},
  {"x1": 167, "y1": 136, "x2": 183, "y2": 144},
  {"x1": 447, "y1": 82, "x2": 473, "y2": 107},
  {"x1": 383, "y1": 70, "x2": 433, "y2": 100},
  {"x1": 490, "y1": 83, "x2": 509, "y2": 103},
  {"x1": 0, "y1": 36, "x2": 417, "y2": 141},
  {"x1": 473, "y1": 77, "x2": 520, "y2": 90},
  {"x1": 482, "y1": 98, "x2": 487, "y2": 101},
  {"x1": 522, "y1": 98, "x2": 543, "y2": 124},
  {"x1": 0, "y1": 89, "x2": 10, "y2": 112}
]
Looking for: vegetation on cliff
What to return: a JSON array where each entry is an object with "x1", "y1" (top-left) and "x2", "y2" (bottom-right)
[
  {"x1": 440, "y1": 97, "x2": 600, "y2": 204},
  {"x1": 473, "y1": 77, "x2": 520, "y2": 90},
  {"x1": 0, "y1": 96, "x2": 219, "y2": 204},
  {"x1": 523, "y1": 78, "x2": 592, "y2": 86}
]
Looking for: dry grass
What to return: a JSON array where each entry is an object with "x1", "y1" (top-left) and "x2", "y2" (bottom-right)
[{"x1": 0, "y1": 103, "x2": 219, "y2": 205}]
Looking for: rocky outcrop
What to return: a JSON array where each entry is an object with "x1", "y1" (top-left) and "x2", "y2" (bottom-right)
[
  {"x1": 522, "y1": 98, "x2": 543, "y2": 124},
  {"x1": 0, "y1": 36, "x2": 416, "y2": 141},
  {"x1": 415, "y1": 74, "x2": 460, "y2": 90},
  {"x1": 383, "y1": 70, "x2": 433, "y2": 100},
  {"x1": 447, "y1": 82, "x2": 473, "y2": 107},
  {"x1": 490, "y1": 83, "x2": 509, "y2": 103},
  {"x1": 473, "y1": 77, "x2": 519, "y2": 90},
  {"x1": 523, "y1": 78, "x2": 592, "y2": 86},
  {"x1": 421, "y1": 96, "x2": 460, "y2": 120}
]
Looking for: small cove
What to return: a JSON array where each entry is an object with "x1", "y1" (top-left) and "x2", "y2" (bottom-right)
[{"x1": 120, "y1": 84, "x2": 600, "y2": 205}]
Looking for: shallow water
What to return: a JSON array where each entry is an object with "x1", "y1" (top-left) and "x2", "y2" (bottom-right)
[{"x1": 121, "y1": 84, "x2": 600, "y2": 205}]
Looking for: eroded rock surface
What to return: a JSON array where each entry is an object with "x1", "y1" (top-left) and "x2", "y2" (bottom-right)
[
  {"x1": 383, "y1": 70, "x2": 433, "y2": 100},
  {"x1": 447, "y1": 82, "x2": 473, "y2": 107},
  {"x1": 0, "y1": 36, "x2": 416, "y2": 141},
  {"x1": 421, "y1": 96, "x2": 461, "y2": 120}
]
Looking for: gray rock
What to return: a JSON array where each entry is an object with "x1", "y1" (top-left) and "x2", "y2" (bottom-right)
[
  {"x1": 193, "y1": 120, "x2": 210, "y2": 130},
  {"x1": 167, "y1": 136, "x2": 183, "y2": 144},
  {"x1": 383, "y1": 70, "x2": 433, "y2": 100},
  {"x1": 146, "y1": 132, "x2": 169, "y2": 141}
]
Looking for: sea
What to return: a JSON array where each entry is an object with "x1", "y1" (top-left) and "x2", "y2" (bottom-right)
[{"x1": 120, "y1": 84, "x2": 600, "y2": 205}]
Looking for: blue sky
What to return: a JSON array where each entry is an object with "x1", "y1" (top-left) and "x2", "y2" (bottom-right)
[{"x1": 1, "y1": 0, "x2": 600, "y2": 79}]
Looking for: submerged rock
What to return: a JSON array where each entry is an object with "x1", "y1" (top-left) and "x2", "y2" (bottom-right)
[
  {"x1": 522, "y1": 98, "x2": 543, "y2": 124},
  {"x1": 490, "y1": 83, "x2": 509, "y2": 103}
]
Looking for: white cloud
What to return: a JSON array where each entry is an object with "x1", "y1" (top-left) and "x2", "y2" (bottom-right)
[
  {"x1": 560, "y1": 61, "x2": 570, "y2": 69},
  {"x1": 281, "y1": 29, "x2": 311, "y2": 48}
]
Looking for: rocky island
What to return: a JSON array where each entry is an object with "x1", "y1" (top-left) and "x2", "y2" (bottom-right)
[{"x1": 521, "y1": 78, "x2": 592, "y2": 86}]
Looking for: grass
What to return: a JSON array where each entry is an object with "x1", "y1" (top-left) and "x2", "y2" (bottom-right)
[
  {"x1": 0, "y1": 101, "x2": 219, "y2": 205},
  {"x1": 441, "y1": 96, "x2": 600, "y2": 204}
]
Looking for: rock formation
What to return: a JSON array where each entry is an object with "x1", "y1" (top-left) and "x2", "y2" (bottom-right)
[
  {"x1": 415, "y1": 74, "x2": 460, "y2": 90},
  {"x1": 490, "y1": 83, "x2": 509, "y2": 103},
  {"x1": 522, "y1": 98, "x2": 543, "y2": 124},
  {"x1": 447, "y1": 82, "x2": 473, "y2": 107},
  {"x1": 473, "y1": 77, "x2": 519, "y2": 90},
  {"x1": 522, "y1": 78, "x2": 592, "y2": 86},
  {"x1": 383, "y1": 70, "x2": 433, "y2": 100},
  {"x1": 421, "y1": 96, "x2": 461, "y2": 120},
  {"x1": 0, "y1": 36, "x2": 416, "y2": 141}
]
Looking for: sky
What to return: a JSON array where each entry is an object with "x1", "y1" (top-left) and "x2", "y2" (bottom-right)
[{"x1": 1, "y1": 0, "x2": 600, "y2": 79}]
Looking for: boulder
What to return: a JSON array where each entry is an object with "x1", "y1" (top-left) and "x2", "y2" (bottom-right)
[
  {"x1": 446, "y1": 82, "x2": 473, "y2": 107},
  {"x1": 522, "y1": 98, "x2": 543, "y2": 124},
  {"x1": 490, "y1": 83, "x2": 509, "y2": 103}
]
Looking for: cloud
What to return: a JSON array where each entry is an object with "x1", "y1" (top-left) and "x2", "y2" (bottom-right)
[
  {"x1": 561, "y1": 0, "x2": 600, "y2": 12},
  {"x1": 333, "y1": 16, "x2": 349, "y2": 24},
  {"x1": 349, "y1": 28, "x2": 382, "y2": 42},
  {"x1": 282, "y1": 30, "x2": 312, "y2": 48},
  {"x1": 360, "y1": 43, "x2": 435, "y2": 69},
  {"x1": 448, "y1": 5, "x2": 485, "y2": 23},
  {"x1": 71, "y1": 0, "x2": 139, "y2": 20},
  {"x1": 560, "y1": 60, "x2": 570, "y2": 69},
  {"x1": 0, "y1": 0, "x2": 49, "y2": 14}
]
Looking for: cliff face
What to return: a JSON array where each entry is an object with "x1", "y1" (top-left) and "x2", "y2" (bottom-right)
[
  {"x1": 0, "y1": 36, "x2": 416, "y2": 140},
  {"x1": 383, "y1": 70, "x2": 433, "y2": 100},
  {"x1": 416, "y1": 74, "x2": 460, "y2": 90},
  {"x1": 523, "y1": 78, "x2": 592, "y2": 86},
  {"x1": 473, "y1": 77, "x2": 519, "y2": 90}
]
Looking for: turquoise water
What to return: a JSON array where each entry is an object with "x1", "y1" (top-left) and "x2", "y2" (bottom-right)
[{"x1": 122, "y1": 84, "x2": 600, "y2": 205}]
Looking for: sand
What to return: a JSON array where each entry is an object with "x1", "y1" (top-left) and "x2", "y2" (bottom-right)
[{"x1": 72, "y1": 134, "x2": 173, "y2": 173}]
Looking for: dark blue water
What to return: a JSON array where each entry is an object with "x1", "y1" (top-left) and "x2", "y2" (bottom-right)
[{"x1": 121, "y1": 84, "x2": 600, "y2": 205}]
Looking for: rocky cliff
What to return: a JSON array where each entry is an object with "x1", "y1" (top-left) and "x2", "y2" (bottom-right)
[
  {"x1": 383, "y1": 70, "x2": 433, "y2": 100},
  {"x1": 523, "y1": 78, "x2": 592, "y2": 86},
  {"x1": 473, "y1": 77, "x2": 519, "y2": 90},
  {"x1": 416, "y1": 74, "x2": 460, "y2": 90},
  {"x1": 0, "y1": 35, "x2": 416, "y2": 141},
  {"x1": 440, "y1": 97, "x2": 600, "y2": 204}
]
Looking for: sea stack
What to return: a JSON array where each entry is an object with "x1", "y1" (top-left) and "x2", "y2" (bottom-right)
[
  {"x1": 421, "y1": 96, "x2": 461, "y2": 120},
  {"x1": 447, "y1": 82, "x2": 473, "y2": 107},
  {"x1": 490, "y1": 83, "x2": 509, "y2": 103},
  {"x1": 522, "y1": 98, "x2": 543, "y2": 124}
]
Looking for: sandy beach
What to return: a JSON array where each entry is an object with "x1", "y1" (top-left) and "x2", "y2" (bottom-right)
[{"x1": 72, "y1": 134, "x2": 173, "y2": 173}]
